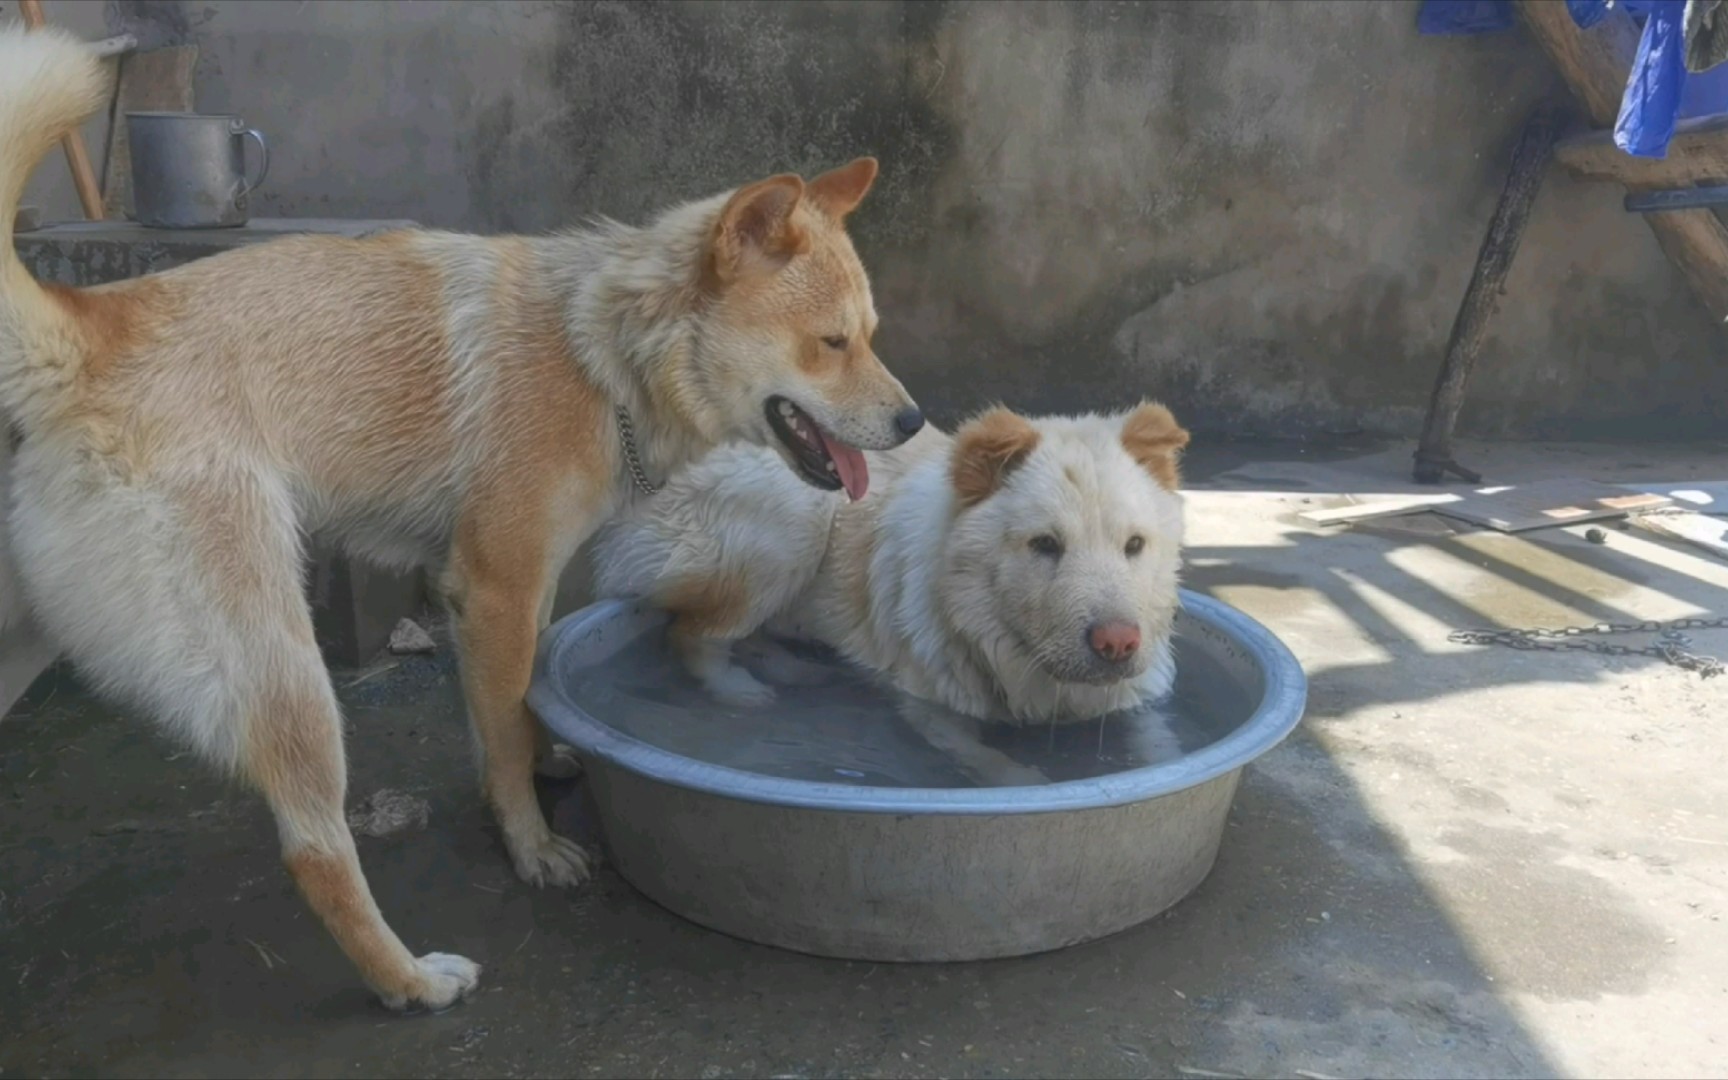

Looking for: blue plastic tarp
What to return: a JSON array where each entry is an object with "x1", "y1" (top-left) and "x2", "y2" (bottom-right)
[
  {"x1": 1416, "y1": 0, "x2": 1728, "y2": 158},
  {"x1": 1615, "y1": 0, "x2": 1689, "y2": 156}
]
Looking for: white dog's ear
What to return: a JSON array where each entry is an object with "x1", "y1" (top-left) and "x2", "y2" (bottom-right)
[
  {"x1": 952, "y1": 407, "x2": 1041, "y2": 507},
  {"x1": 1119, "y1": 401, "x2": 1190, "y2": 490},
  {"x1": 807, "y1": 157, "x2": 879, "y2": 220},
  {"x1": 712, "y1": 173, "x2": 810, "y2": 282}
]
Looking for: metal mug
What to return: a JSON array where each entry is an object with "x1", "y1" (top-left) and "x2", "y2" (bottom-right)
[{"x1": 125, "y1": 112, "x2": 270, "y2": 229}]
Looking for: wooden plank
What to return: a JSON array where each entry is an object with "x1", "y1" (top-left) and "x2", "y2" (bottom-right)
[
  {"x1": 1616, "y1": 479, "x2": 1728, "y2": 514},
  {"x1": 1515, "y1": 0, "x2": 1728, "y2": 323},
  {"x1": 1362, "y1": 511, "x2": 1473, "y2": 538},
  {"x1": 1629, "y1": 510, "x2": 1728, "y2": 561},
  {"x1": 1514, "y1": 0, "x2": 1639, "y2": 125},
  {"x1": 1297, "y1": 493, "x2": 1462, "y2": 527},
  {"x1": 101, "y1": 45, "x2": 199, "y2": 220},
  {"x1": 1557, "y1": 116, "x2": 1728, "y2": 187},
  {"x1": 1432, "y1": 479, "x2": 1672, "y2": 533},
  {"x1": 1642, "y1": 206, "x2": 1728, "y2": 320},
  {"x1": 18, "y1": 0, "x2": 104, "y2": 220}
]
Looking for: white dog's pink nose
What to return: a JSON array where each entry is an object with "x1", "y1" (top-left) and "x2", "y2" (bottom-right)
[{"x1": 1088, "y1": 621, "x2": 1141, "y2": 663}]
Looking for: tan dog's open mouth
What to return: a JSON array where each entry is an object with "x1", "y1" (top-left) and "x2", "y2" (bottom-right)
[{"x1": 766, "y1": 396, "x2": 869, "y2": 501}]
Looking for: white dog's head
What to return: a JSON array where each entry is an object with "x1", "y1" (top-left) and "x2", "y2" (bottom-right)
[{"x1": 938, "y1": 402, "x2": 1189, "y2": 691}]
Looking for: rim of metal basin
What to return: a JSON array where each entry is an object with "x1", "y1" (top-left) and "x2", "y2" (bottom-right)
[{"x1": 527, "y1": 589, "x2": 1308, "y2": 817}]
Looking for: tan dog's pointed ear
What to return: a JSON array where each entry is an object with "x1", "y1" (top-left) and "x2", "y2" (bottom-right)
[
  {"x1": 807, "y1": 157, "x2": 879, "y2": 219},
  {"x1": 712, "y1": 174, "x2": 810, "y2": 282},
  {"x1": 1119, "y1": 401, "x2": 1190, "y2": 490},
  {"x1": 952, "y1": 407, "x2": 1041, "y2": 508}
]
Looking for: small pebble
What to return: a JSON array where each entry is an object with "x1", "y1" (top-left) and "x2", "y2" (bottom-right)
[{"x1": 388, "y1": 618, "x2": 436, "y2": 655}]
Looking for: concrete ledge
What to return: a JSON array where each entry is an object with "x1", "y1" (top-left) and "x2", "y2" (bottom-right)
[
  {"x1": 9, "y1": 217, "x2": 429, "y2": 679},
  {"x1": 15, "y1": 217, "x2": 420, "y2": 284}
]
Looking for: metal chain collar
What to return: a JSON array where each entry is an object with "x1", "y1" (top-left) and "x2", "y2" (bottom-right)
[
  {"x1": 614, "y1": 406, "x2": 661, "y2": 497},
  {"x1": 1449, "y1": 617, "x2": 1728, "y2": 679}
]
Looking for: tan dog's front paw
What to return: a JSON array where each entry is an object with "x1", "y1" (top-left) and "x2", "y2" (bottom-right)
[{"x1": 378, "y1": 952, "x2": 482, "y2": 1014}]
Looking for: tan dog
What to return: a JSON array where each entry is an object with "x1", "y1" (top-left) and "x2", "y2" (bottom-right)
[{"x1": 0, "y1": 27, "x2": 919, "y2": 1011}]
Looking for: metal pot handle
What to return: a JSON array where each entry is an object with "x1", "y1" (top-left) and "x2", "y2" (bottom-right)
[{"x1": 237, "y1": 127, "x2": 270, "y2": 198}]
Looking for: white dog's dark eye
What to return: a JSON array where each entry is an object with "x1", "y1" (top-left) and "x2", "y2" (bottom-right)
[
  {"x1": 1029, "y1": 534, "x2": 1063, "y2": 557},
  {"x1": 1125, "y1": 535, "x2": 1145, "y2": 557},
  {"x1": 822, "y1": 335, "x2": 848, "y2": 350}
]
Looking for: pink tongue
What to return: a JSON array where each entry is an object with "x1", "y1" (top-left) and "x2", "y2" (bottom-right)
[{"x1": 815, "y1": 428, "x2": 870, "y2": 501}]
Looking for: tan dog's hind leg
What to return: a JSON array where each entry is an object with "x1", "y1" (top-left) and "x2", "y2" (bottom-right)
[
  {"x1": 447, "y1": 510, "x2": 591, "y2": 889},
  {"x1": 249, "y1": 665, "x2": 480, "y2": 1011},
  {"x1": 16, "y1": 460, "x2": 480, "y2": 1011},
  {"x1": 215, "y1": 484, "x2": 479, "y2": 1010}
]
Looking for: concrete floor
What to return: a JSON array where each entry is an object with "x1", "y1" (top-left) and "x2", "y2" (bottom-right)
[{"x1": 4, "y1": 437, "x2": 1727, "y2": 1079}]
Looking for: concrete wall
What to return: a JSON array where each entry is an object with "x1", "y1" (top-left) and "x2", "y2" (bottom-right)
[{"x1": 14, "y1": 0, "x2": 1728, "y2": 439}]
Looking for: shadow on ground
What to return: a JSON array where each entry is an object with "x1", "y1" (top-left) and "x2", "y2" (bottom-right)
[{"x1": 0, "y1": 652, "x2": 1556, "y2": 1079}]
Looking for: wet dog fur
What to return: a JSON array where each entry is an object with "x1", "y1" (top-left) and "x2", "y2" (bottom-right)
[{"x1": 592, "y1": 402, "x2": 1191, "y2": 728}]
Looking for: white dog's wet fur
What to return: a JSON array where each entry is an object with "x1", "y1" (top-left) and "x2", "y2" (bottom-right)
[{"x1": 592, "y1": 401, "x2": 1192, "y2": 734}]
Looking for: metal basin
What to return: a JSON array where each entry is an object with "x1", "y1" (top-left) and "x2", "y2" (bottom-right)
[{"x1": 527, "y1": 589, "x2": 1306, "y2": 962}]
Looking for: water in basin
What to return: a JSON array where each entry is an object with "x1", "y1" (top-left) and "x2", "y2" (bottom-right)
[{"x1": 564, "y1": 627, "x2": 1257, "y2": 789}]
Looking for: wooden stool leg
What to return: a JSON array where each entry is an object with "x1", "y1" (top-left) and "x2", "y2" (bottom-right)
[
  {"x1": 18, "y1": 0, "x2": 108, "y2": 221},
  {"x1": 1413, "y1": 103, "x2": 1560, "y2": 485}
]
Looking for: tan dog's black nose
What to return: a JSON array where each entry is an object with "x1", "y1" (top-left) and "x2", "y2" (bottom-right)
[{"x1": 894, "y1": 406, "x2": 925, "y2": 441}]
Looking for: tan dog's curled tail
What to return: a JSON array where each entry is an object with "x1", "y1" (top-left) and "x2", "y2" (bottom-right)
[{"x1": 0, "y1": 24, "x2": 111, "y2": 429}]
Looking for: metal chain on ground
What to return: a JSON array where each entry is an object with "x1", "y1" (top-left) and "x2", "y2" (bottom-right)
[{"x1": 1448, "y1": 617, "x2": 1728, "y2": 678}]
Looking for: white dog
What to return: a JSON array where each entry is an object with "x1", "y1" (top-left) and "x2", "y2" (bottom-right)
[{"x1": 591, "y1": 401, "x2": 1191, "y2": 728}]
